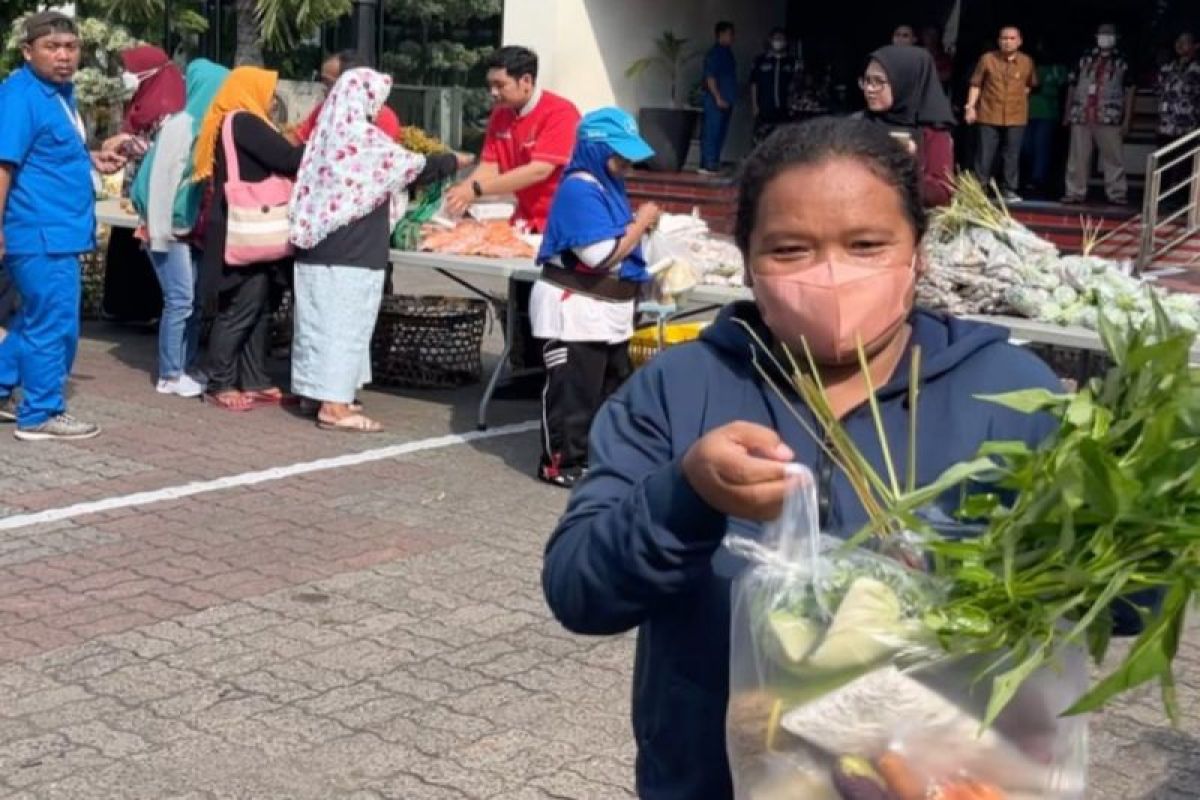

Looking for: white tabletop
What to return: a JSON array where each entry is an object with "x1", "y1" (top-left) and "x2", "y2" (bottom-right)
[
  {"x1": 95, "y1": 198, "x2": 138, "y2": 229},
  {"x1": 387, "y1": 249, "x2": 538, "y2": 282}
]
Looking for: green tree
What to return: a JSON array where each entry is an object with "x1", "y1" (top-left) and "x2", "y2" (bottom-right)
[
  {"x1": 87, "y1": 0, "x2": 351, "y2": 66},
  {"x1": 89, "y1": 0, "x2": 209, "y2": 55},
  {"x1": 381, "y1": 0, "x2": 499, "y2": 85},
  {"x1": 240, "y1": 0, "x2": 353, "y2": 66}
]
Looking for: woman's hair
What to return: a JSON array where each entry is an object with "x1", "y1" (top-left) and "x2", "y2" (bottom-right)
[{"x1": 734, "y1": 116, "x2": 927, "y2": 254}]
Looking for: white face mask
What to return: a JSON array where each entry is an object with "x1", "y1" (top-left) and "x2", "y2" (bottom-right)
[
  {"x1": 771, "y1": 39, "x2": 786, "y2": 51},
  {"x1": 120, "y1": 70, "x2": 140, "y2": 94},
  {"x1": 1096, "y1": 34, "x2": 1116, "y2": 49}
]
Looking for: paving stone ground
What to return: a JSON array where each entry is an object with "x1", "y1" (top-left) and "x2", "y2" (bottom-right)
[{"x1": 0, "y1": 272, "x2": 1198, "y2": 798}]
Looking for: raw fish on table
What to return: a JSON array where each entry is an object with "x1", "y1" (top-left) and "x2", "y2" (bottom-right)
[{"x1": 419, "y1": 220, "x2": 535, "y2": 259}]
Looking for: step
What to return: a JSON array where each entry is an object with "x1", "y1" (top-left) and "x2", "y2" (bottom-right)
[{"x1": 627, "y1": 170, "x2": 738, "y2": 235}]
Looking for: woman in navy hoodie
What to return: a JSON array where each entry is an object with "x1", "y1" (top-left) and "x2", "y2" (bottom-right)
[{"x1": 542, "y1": 116, "x2": 1066, "y2": 800}]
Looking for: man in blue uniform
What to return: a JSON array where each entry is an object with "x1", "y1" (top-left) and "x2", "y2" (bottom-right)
[
  {"x1": 699, "y1": 21, "x2": 737, "y2": 175},
  {"x1": 0, "y1": 12, "x2": 125, "y2": 440}
]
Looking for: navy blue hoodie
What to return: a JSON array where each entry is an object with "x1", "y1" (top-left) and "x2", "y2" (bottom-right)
[{"x1": 542, "y1": 303, "x2": 1064, "y2": 800}]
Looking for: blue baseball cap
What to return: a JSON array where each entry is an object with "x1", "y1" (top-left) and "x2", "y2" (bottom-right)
[{"x1": 578, "y1": 107, "x2": 655, "y2": 163}]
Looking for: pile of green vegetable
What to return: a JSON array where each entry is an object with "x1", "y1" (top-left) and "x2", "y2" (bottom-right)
[
  {"x1": 918, "y1": 301, "x2": 1200, "y2": 725},
  {"x1": 743, "y1": 293, "x2": 1200, "y2": 726}
]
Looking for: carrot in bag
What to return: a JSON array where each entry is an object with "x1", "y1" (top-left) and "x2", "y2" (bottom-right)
[
  {"x1": 930, "y1": 779, "x2": 1006, "y2": 800},
  {"x1": 875, "y1": 751, "x2": 926, "y2": 800}
]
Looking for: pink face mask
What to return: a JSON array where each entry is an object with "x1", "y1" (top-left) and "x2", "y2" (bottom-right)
[{"x1": 752, "y1": 260, "x2": 916, "y2": 365}]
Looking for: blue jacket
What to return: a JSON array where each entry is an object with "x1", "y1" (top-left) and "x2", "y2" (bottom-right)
[{"x1": 542, "y1": 303, "x2": 1063, "y2": 800}]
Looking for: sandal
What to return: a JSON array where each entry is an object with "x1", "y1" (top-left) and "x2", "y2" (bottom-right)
[
  {"x1": 245, "y1": 388, "x2": 299, "y2": 408},
  {"x1": 204, "y1": 390, "x2": 254, "y2": 412},
  {"x1": 316, "y1": 413, "x2": 384, "y2": 434},
  {"x1": 300, "y1": 398, "x2": 364, "y2": 416}
]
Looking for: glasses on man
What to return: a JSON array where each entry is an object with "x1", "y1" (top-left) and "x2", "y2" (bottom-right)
[{"x1": 858, "y1": 75, "x2": 889, "y2": 91}]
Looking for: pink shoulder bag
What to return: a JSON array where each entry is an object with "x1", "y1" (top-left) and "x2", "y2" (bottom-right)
[{"x1": 221, "y1": 111, "x2": 294, "y2": 265}]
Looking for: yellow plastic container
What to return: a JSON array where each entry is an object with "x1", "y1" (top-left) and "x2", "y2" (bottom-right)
[{"x1": 629, "y1": 321, "x2": 709, "y2": 367}]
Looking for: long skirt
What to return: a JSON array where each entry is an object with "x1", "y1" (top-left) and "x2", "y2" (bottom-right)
[{"x1": 291, "y1": 262, "x2": 384, "y2": 404}]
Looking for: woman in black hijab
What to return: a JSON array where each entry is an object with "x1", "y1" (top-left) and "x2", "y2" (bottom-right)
[{"x1": 858, "y1": 44, "x2": 956, "y2": 205}]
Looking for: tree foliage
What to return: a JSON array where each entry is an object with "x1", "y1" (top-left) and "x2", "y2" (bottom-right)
[{"x1": 381, "y1": 0, "x2": 499, "y2": 84}]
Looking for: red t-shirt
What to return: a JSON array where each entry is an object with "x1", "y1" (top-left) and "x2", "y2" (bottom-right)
[
  {"x1": 295, "y1": 101, "x2": 402, "y2": 143},
  {"x1": 480, "y1": 90, "x2": 580, "y2": 232}
]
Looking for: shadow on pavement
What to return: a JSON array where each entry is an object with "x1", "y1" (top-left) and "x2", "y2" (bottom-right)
[{"x1": 1139, "y1": 729, "x2": 1200, "y2": 799}]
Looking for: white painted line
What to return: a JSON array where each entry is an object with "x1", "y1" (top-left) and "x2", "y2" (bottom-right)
[{"x1": 0, "y1": 420, "x2": 539, "y2": 533}]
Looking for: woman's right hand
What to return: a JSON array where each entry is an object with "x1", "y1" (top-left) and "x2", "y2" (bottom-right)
[
  {"x1": 636, "y1": 202, "x2": 663, "y2": 231},
  {"x1": 681, "y1": 421, "x2": 799, "y2": 522}
]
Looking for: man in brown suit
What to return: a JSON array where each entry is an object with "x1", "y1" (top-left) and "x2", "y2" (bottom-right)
[{"x1": 966, "y1": 26, "x2": 1037, "y2": 202}]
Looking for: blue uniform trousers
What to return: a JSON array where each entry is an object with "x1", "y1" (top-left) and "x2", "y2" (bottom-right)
[{"x1": 0, "y1": 253, "x2": 81, "y2": 426}]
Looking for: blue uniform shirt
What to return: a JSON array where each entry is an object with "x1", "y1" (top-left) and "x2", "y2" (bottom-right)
[
  {"x1": 703, "y1": 45, "x2": 738, "y2": 107},
  {"x1": 0, "y1": 65, "x2": 95, "y2": 256}
]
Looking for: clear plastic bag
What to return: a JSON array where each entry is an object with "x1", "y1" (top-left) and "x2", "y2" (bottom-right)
[
  {"x1": 643, "y1": 229, "x2": 700, "y2": 303},
  {"x1": 725, "y1": 467, "x2": 1088, "y2": 800}
]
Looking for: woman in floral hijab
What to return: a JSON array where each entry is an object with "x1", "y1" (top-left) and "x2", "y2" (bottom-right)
[{"x1": 288, "y1": 68, "x2": 460, "y2": 432}]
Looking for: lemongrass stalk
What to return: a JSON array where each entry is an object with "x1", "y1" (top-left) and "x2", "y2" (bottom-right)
[
  {"x1": 907, "y1": 346, "x2": 921, "y2": 494},
  {"x1": 737, "y1": 323, "x2": 861, "y2": 478},
  {"x1": 796, "y1": 338, "x2": 899, "y2": 506},
  {"x1": 795, "y1": 372, "x2": 894, "y2": 521},
  {"x1": 735, "y1": 320, "x2": 893, "y2": 533},
  {"x1": 792, "y1": 340, "x2": 897, "y2": 522},
  {"x1": 855, "y1": 335, "x2": 901, "y2": 501},
  {"x1": 796, "y1": 386, "x2": 896, "y2": 534},
  {"x1": 795, "y1": 377, "x2": 892, "y2": 527}
]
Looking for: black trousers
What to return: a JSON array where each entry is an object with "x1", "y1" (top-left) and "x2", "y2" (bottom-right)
[
  {"x1": 539, "y1": 339, "x2": 633, "y2": 473},
  {"x1": 205, "y1": 265, "x2": 272, "y2": 393},
  {"x1": 0, "y1": 261, "x2": 17, "y2": 328},
  {"x1": 976, "y1": 124, "x2": 1026, "y2": 193}
]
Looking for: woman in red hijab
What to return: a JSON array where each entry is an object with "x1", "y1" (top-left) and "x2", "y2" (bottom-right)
[
  {"x1": 120, "y1": 46, "x2": 186, "y2": 141},
  {"x1": 99, "y1": 47, "x2": 186, "y2": 327}
]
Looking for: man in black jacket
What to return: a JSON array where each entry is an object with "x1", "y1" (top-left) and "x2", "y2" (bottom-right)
[{"x1": 750, "y1": 28, "x2": 801, "y2": 144}]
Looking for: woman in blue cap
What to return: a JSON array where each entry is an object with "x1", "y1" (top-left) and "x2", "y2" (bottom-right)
[{"x1": 532, "y1": 107, "x2": 662, "y2": 488}]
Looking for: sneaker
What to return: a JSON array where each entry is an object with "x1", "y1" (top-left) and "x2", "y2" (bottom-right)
[
  {"x1": 1059, "y1": 195, "x2": 1083, "y2": 205},
  {"x1": 0, "y1": 396, "x2": 15, "y2": 423},
  {"x1": 1001, "y1": 190, "x2": 1023, "y2": 204},
  {"x1": 537, "y1": 462, "x2": 585, "y2": 489},
  {"x1": 156, "y1": 373, "x2": 206, "y2": 398},
  {"x1": 14, "y1": 413, "x2": 101, "y2": 441},
  {"x1": 696, "y1": 167, "x2": 720, "y2": 177}
]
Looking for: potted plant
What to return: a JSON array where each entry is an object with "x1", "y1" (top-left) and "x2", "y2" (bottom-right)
[{"x1": 626, "y1": 31, "x2": 700, "y2": 172}]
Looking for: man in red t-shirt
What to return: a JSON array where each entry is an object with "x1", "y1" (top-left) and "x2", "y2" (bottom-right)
[
  {"x1": 444, "y1": 46, "x2": 580, "y2": 232},
  {"x1": 287, "y1": 50, "x2": 402, "y2": 145}
]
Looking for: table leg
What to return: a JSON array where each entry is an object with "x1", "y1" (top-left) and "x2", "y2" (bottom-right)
[
  {"x1": 477, "y1": 291, "x2": 516, "y2": 430},
  {"x1": 431, "y1": 268, "x2": 509, "y2": 430}
]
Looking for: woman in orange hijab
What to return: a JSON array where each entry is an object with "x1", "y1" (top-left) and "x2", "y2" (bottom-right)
[{"x1": 195, "y1": 66, "x2": 304, "y2": 412}]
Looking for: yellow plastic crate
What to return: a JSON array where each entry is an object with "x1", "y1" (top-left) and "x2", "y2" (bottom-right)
[{"x1": 629, "y1": 321, "x2": 708, "y2": 367}]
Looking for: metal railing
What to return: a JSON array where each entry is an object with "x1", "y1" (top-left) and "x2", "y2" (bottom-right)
[{"x1": 1137, "y1": 128, "x2": 1200, "y2": 273}]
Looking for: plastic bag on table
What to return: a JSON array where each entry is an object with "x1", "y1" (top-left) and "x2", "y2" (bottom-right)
[
  {"x1": 391, "y1": 180, "x2": 448, "y2": 250},
  {"x1": 643, "y1": 228, "x2": 700, "y2": 303},
  {"x1": 724, "y1": 468, "x2": 1088, "y2": 800}
]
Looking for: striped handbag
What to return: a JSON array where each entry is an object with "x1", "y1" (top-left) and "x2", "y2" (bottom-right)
[{"x1": 221, "y1": 112, "x2": 294, "y2": 266}]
